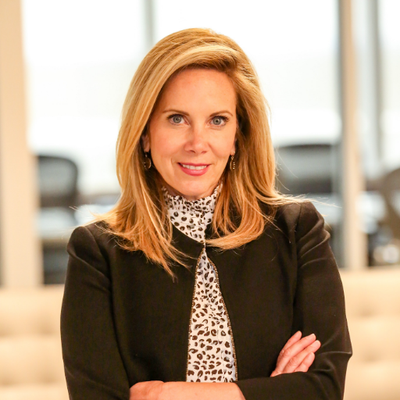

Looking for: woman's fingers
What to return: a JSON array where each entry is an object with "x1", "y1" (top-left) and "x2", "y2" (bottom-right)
[
  {"x1": 271, "y1": 333, "x2": 321, "y2": 377},
  {"x1": 270, "y1": 331, "x2": 302, "y2": 377},
  {"x1": 279, "y1": 330, "x2": 302, "y2": 352},
  {"x1": 282, "y1": 337, "x2": 320, "y2": 374},
  {"x1": 276, "y1": 332, "x2": 317, "y2": 371},
  {"x1": 294, "y1": 351, "x2": 315, "y2": 373}
]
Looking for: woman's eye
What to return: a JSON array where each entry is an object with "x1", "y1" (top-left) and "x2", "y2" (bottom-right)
[
  {"x1": 169, "y1": 115, "x2": 184, "y2": 124},
  {"x1": 211, "y1": 116, "x2": 227, "y2": 126}
]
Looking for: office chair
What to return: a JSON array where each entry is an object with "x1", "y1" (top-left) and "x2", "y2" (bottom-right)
[
  {"x1": 37, "y1": 155, "x2": 79, "y2": 284},
  {"x1": 275, "y1": 143, "x2": 335, "y2": 195}
]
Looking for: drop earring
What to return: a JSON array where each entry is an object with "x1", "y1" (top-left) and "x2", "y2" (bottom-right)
[
  {"x1": 230, "y1": 154, "x2": 235, "y2": 171},
  {"x1": 143, "y1": 152, "x2": 152, "y2": 170}
]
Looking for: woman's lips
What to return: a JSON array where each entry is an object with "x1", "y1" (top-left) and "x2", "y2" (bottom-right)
[{"x1": 178, "y1": 163, "x2": 209, "y2": 176}]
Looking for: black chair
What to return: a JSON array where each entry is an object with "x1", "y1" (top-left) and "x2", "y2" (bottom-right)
[
  {"x1": 37, "y1": 155, "x2": 79, "y2": 284},
  {"x1": 275, "y1": 143, "x2": 335, "y2": 195},
  {"x1": 38, "y1": 155, "x2": 79, "y2": 209},
  {"x1": 275, "y1": 143, "x2": 340, "y2": 257},
  {"x1": 380, "y1": 167, "x2": 400, "y2": 240}
]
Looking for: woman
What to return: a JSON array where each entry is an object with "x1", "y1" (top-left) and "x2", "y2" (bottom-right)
[{"x1": 61, "y1": 28, "x2": 352, "y2": 400}]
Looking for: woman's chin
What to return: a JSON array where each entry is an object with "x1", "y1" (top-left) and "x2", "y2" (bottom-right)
[{"x1": 164, "y1": 182, "x2": 217, "y2": 201}]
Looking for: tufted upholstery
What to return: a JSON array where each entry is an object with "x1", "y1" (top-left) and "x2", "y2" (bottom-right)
[
  {"x1": 1, "y1": 269, "x2": 400, "y2": 400},
  {"x1": 341, "y1": 268, "x2": 400, "y2": 400},
  {"x1": 0, "y1": 286, "x2": 68, "y2": 400}
]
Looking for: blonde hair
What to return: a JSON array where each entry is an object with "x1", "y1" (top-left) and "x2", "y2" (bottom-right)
[{"x1": 100, "y1": 28, "x2": 293, "y2": 276}]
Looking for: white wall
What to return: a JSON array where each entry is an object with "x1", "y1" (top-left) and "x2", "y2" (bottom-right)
[{"x1": 0, "y1": 0, "x2": 42, "y2": 286}]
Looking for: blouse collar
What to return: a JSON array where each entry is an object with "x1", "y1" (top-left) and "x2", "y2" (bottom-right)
[{"x1": 162, "y1": 186, "x2": 219, "y2": 215}]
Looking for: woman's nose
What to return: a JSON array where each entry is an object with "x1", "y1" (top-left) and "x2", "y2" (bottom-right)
[{"x1": 184, "y1": 125, "x2": 208, "y2": 153}]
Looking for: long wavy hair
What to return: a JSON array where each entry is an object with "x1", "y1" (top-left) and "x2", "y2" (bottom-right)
[{"x1": 99, "y1": 28, "x2": 292, "y2": 276}]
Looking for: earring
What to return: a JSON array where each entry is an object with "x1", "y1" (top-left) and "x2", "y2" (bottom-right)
[
  {"x1": 230, "y1": 154, "x2": 235, "y2": 171},
  {"x1": 143, "y1": 152, "x2": 152, "y2": 170}
]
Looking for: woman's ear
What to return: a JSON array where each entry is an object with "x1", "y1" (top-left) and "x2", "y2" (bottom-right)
[
  {"x1": 141, "y1": 131, "x2": 150, "y2": 152},
  {"x1": 231, "y1": 128, "x2": 238, "y2": 156}
]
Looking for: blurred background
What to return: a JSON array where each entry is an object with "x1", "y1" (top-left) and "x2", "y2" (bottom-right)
[
  {"x1": 0, "y1": 0, "x2": 399, "y2": 399},
  {"x1": 0, "y1": 0, "x2": 399, "y2": 285}
]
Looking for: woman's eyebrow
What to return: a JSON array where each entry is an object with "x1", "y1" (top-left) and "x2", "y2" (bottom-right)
[
  {"x1": 161, "y1": 108, "x2": 189, "y2": 116},
  {"x1": 210, "y1": 110, "x2": 234, "y2": 117},
  {"x1": 162, "y1": 108, "x2": 234, "y2": 117}
]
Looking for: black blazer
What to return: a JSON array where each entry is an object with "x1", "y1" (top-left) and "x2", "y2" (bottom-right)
[{"x1": 61, "y1": 201, "x2": 352, "y2": 400}]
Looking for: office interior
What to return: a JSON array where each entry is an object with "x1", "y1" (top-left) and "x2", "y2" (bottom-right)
[{"x1": 0, "y1": 0, "x2": 399, "y2": 399}]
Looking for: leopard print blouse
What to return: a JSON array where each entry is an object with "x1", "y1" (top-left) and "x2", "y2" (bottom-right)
[{"x1": 164, "y1": 187, "x2": 237, "y2": 383}]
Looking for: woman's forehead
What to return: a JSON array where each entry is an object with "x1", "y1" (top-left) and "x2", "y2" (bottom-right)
[{"x1": 155, "y1": 69, "x2": 237, "y2": 111}]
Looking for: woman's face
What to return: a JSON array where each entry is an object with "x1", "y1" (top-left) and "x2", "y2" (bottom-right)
[{"x1": 144, "y1": 68, "x2": 237, "y2": 201}]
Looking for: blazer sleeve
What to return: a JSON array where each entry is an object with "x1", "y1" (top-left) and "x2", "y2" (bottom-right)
[
  {"x1": 61, "y1": 225, "x2": 130, "y2": 400},
  {"x1": 236, "y1": 202, "x2": 352, "y2": 400}
]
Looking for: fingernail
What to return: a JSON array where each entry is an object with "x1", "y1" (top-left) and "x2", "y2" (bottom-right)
[{"x1": 307, "y1": 333, "x2": 316, "y2": 339}]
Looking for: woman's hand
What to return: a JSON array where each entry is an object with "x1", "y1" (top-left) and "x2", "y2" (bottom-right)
[
  {"x1": 130, "y1": 381, "x2": 245, "y2": 400},
  {"x1": 129, "y1": 331, "x2": 319, "y2": 398},
  {"x1": 129, "y1": 381, "x2": 164, "y2": 400},
  {"x1": 270, "y1": 331, "x2": 321, "y2": 377}
]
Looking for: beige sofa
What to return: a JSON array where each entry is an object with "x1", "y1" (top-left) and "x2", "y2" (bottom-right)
[
  {"x1": 1, "y1": 269, "x2": 400, "y2": 400},
  {"x1": 341, "y1": 268, "x2": 400, "y2": 400},
  {"x1": 0, "y1": 286, "x2": 67, "y2": 400}
]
